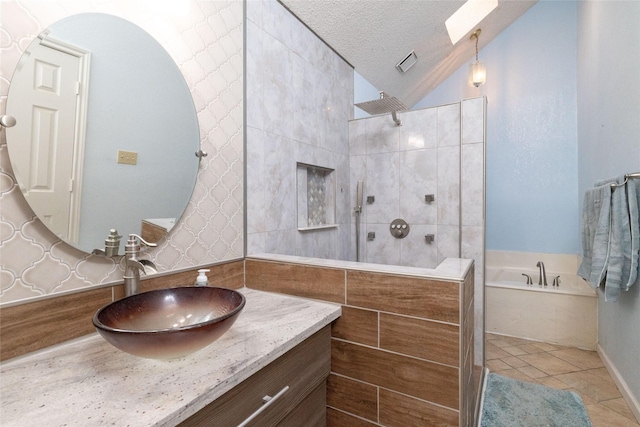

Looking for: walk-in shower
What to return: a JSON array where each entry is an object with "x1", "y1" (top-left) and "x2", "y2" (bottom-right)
[{"x1": 354, "y1": 91, "x2": 407, "y2": 126}]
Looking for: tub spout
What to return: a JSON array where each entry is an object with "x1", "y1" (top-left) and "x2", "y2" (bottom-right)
[{"x1": 536, "y1": 261, "x2": 547, "y2": 286}]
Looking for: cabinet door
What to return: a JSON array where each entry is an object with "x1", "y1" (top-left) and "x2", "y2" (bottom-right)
[
  {"x1": 179, "y1": 326, "x2": 330, "y2": 427},
  {"x1": 277, "y1": 382, "x2": 326, "y2": 427}
]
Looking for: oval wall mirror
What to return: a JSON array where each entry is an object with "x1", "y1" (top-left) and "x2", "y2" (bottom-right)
[{"x1": 5, "y1": 13, "x2": 200, "y2": 255}]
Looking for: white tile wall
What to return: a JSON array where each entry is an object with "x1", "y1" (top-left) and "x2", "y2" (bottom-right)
[
  {"x1": 348, "y1": 100, "x2": 486, "y2": 271},
  {"x1": 0, "y1": 0, "x2": 244, "y2": 305},
  {"x1": 245, "y1": 0, "x2": 353, "y2": 259}
]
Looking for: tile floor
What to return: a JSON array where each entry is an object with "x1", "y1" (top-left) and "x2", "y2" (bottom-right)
[{"x1": 486, "y1": 333, "x2": 639, "y2": 427}]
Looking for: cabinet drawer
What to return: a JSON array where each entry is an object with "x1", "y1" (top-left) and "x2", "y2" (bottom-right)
[{"x1": 179, "y1": 325, "x2": 330, "y2": 427}]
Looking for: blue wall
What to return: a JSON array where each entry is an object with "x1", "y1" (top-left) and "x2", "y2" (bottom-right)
[
  {"x1": 577, "y1": 0, "x2": 640, "y2": 411},
  {"x1": 414, "y1": 1, "x2": 579, "y2": 254}
]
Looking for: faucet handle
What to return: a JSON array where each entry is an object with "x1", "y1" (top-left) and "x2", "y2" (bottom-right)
[
  {"x1": 522, "y1": 273, "x2": 533, "y2": 285},
  {"x1": 124, "y1": 234, "x2": 158, "y2": 256},
  {"x1": 552, "y1": 275, "x2": 560, "y2": 287},
  {"x1": 127, "y1": 234, "x2": 158, "y2": 248}
]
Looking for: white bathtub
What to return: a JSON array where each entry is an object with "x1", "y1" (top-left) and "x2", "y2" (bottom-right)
[
  {"x1": 485, "y1": 253, "x2": 598, "y2": 350},
  {"x1": 486, "y1": 267, "x2": 597, "y2": 297}
]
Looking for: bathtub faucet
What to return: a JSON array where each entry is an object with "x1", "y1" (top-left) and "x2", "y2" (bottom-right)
[{"x1": 536, "y1": 261, "x2": 547, "y2": 286}]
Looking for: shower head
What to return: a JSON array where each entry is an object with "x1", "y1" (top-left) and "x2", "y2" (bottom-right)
[{"x1": 354, "y1": 92, "x2": 407, "y2": 126}]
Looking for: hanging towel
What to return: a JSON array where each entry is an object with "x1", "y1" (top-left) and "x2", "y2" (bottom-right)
[
  {"x1": 627, "y1": 179, "x2": 640, "y2": 289},
  {"x1": 603, "y1": 176, "x2": 639, "y2": 302},
  {"x1": 577, "y1": 183, "x2": 612, "y2": 288}
]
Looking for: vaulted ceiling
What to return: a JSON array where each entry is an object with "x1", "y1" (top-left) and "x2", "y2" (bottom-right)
[{"x1": 280, "y1": 0, "x2": 537, "y2": 107}]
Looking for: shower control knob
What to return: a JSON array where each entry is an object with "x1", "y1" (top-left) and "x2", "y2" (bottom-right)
[{"x1": 389, "y1": 219, "x2": 410, "y2": 239}]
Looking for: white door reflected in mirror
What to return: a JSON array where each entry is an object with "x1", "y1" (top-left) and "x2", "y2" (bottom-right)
[{"x1": 8, "y1": 36, "x2": 89, "y2": 244}]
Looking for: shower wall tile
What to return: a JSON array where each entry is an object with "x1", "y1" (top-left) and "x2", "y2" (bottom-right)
[
  {"x1": 292, "y1": 54, "x2": 320, "y2": 147},
  {"x1": 245, "y1": 20, "x2": 264, "y2": 130},
  {"x1": 296, "y1": 228, "x2": 337, "y2": 259},
  {"x1": 399, "y1": 149, "x2": 437, "y2": 225},
  {"x1": 245, "y1": 0, "x2": 352, "y2": 260},
  {"x1": 246, "y1": 126, "x2": 266, "y2": 234},
  {"x1": 365, "y1": 152, "x2": 400, "y2": 223},
  {"x1": 335, "y1": 154, "x2": 351, "y2": 225},
  {"x1": 337, "y1": 220, "x2": 351, "y2": 261},
  {"x1": 247, "y1": 231, "x2": 266, "y2": 255},
  {"x1": 437, "y1": 224, "x2": 461, "y2": 264},
  {"x1": 325, "y1": 79, "x2": 351, "y2": 156},
  {"x1": 399, "y1": 108, "x2": 438, "y2": 151},
  {"x1": 0, "y1": 0, "x2": 244, "y2": 305},
  {"x1": 261, "y1": 0, "x2": 299, "y2": 55},
  {"x1": 245, "y1": 0, "x2": 263, "y2": 27},
  {"x1": 263, "y1": 132, "x2": 296, "y2": 232},
  {"x1": 296, "y1": 166, "x2": 309, "y2": 226},
  {"x1": 462, "y1": 98, "x2": 485, "y2": 145},
  {"x1": 261, "y1": 34, "x2": 294, "y2": 140},
  {"x1": 366, "y1": 114, "x2": 400, "y2": 154},
  {"x1": 265, "y1": 229, "x2": 297, "y2": 255},
  {"x1": 437, "y1": 103, "x2": 461, "y2": 148},
  {"x1": 437, "y1": 146, "x2": 461, "y2": 226},
  {"x1": 349, "y1": 119, "x2": 367, "y2": 156},
  {"x1": 461, "y1": 143, "x2": 485, "y2": 227},
  {"x1": 365, "y1": 223, "x2": 401, "y2": 266},
  {"x1": 295, "y1": 140, "x2": 324, "y2": 168},
  {"x1": 400, "y1": 224, "x2": 438, "y2": 269}
]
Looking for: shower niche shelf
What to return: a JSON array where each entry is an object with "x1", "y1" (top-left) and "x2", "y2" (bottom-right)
[{"x1": 296, "y1": 163, "x2": 337, "y2": 231}]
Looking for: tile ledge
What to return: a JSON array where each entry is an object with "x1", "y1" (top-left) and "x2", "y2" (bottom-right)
[{"x1": 247, "y1": 253, "x2": 473, "y2": 281}]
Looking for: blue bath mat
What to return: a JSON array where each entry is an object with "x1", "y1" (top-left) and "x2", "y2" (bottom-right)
[{"x1": 480, "y1": 373, "x2": 592, "y2": 427}]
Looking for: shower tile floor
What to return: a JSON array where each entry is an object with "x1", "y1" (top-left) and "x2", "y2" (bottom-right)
[{"x1": 486, "y1": 333, "x2": 639, "y2": 426}]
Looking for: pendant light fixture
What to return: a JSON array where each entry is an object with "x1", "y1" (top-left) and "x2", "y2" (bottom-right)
[{"x1": 469, "y1": 29, "x2": 486, "y2": 87}]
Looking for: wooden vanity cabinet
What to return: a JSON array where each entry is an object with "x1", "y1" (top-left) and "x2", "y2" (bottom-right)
[{"x1": 179, "y1": 325, "x2": 330, "y2": 427}]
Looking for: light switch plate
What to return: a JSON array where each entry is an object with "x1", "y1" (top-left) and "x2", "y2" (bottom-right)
[{"x1": 117, "y1": 150, "x2": 137, "y2": 165}]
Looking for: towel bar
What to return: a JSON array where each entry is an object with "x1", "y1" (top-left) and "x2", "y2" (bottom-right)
[{"x1": 610, "y1": 172, "x2": 640, "y2": 188}]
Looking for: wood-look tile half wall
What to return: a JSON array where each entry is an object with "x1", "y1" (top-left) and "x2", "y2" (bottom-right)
[
  {"x1": 244, "y1": 259, "x2": 474, "y2": 427},
  {"x1": 0, "y1": 260, "x2": 244, "y2": 361}
]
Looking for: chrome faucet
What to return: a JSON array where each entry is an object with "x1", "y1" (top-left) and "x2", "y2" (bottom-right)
[
  {"x1": 123, "y1": 234, "x2": 157, "y2": 296},
  {"x1": 536, "y1": 261, "x2": 547, "y2": 286}
]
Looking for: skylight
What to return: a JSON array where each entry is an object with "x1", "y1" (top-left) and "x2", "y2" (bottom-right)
[{"x1": 445, "y1": 0, "x2": 498, "y2": 45}]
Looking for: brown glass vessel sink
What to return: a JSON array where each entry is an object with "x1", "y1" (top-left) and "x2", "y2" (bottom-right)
[{"x1": 93, "y1": 287, "x2": 245, "y2": 359}]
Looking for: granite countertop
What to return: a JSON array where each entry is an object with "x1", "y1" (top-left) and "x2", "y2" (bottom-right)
[{"x1": 0, "y1": 288, "x2": 341, "y2": 426}]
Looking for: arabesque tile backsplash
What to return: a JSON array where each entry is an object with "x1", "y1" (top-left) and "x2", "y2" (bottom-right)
[{"x1": 0, "y1": 0, "x2": 244, "y2": 305}]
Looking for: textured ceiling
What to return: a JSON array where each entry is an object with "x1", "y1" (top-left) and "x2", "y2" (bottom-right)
[{"x1": 280, "y1": 0, "x2": 537, "y2": 107}]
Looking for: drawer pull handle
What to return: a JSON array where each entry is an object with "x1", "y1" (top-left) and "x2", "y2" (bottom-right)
[{"x1": 237, "y1": 385, "x2": 290, "y2": 427}]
